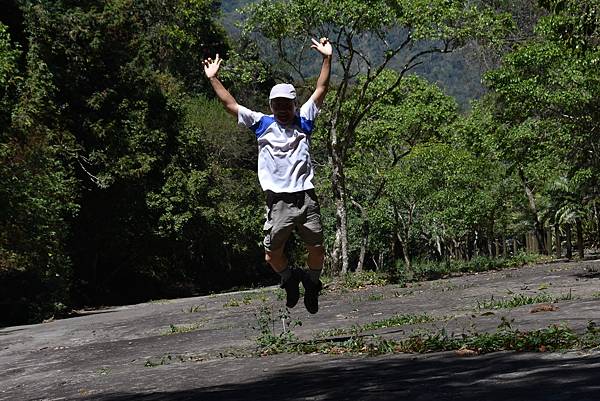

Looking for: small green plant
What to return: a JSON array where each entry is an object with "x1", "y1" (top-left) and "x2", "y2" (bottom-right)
[
  {"x1": 275, "y1": 288, "x2": 286, "y2": 301},
  {"x1": 97, "y1": 367, "x2": 111, "y2": 376},
  {"x1": 253, "y1": 305, "x2": 302, "y2": 354},
  {"x1": 185, "y1": 305, "x2": 204, "y2": 313}
]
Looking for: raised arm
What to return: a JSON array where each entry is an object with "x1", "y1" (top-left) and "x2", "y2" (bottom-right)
[
  {"x1": 203, "y1": 54, "x2": 238, "y2": 117},
  {"x1": 310, "y1": 37, "x2": 333, "y2": 108}
]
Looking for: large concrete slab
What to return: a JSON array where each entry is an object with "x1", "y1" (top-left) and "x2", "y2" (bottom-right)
[{"x1": 2, "y1": 258, "x2": 600, "y2": 400}]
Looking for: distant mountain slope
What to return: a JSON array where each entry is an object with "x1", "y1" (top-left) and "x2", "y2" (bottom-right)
[{"x1": 218, "y1": 1, "x2": 486, "y2": 110}]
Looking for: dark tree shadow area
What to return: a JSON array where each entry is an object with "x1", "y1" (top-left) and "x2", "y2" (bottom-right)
[{"x1": 83, "y1": 352, "x2": 600, "y2": 401}]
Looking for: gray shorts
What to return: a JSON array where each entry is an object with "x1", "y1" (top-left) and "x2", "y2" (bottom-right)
[{"x1": 263, "y1": 189, "x2": 324, "y2": 251}]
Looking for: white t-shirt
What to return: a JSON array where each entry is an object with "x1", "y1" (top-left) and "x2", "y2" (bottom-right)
[{"x1": 238, "y1": 98, "x2": 319, "y2": 193}]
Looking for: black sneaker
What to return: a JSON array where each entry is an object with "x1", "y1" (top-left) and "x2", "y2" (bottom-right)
[
  {"x1": 302, "y1": 275, "x2": 323, "y2": 314},
  {"x1": 280, "y1": 268, "x2": 301, "y2": 308}
]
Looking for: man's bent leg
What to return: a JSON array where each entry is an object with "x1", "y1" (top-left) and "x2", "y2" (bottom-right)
[
  {"x1": 266, "y1": 246, "x2": 301, "y2": 309},
  {"x1": 306, "y1": 244, "x2": 325, "y2": 271},
  {"x1": 265, "y1": 247, "x2": 287, "y2": 272}
]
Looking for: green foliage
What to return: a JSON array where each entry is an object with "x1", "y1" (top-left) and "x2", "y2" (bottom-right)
[
  {"x1": 393, "y1": 253, "x2": 543, "y2": 283},
  {"x1": 1, "y1": 0, "x2": 271, "y2": 325},
  {"x1": 257, "y1": 319, "x2": 600, "y2": 356},
  {"x1": 162, "y1": 322, "x2": 200, "y2": 335},
  {"x1": 341, "y1": 270, "x2": 390, "y2": 289},
  {"x1": 482, "y1": 0, "x2": 600, "y2": 253},
  {"x1": 1, "y1": 22, "x2": 78, "y2": 323},
  {"x1": 360, "y1": 313, "x2": 436, "y2": 331}
]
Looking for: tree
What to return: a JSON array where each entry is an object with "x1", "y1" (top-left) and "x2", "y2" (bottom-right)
[
  {"x1": 346, "y1": 72, "x2": 458, "y2": 271},
  {"x1": 241, "y1": 0, "x2": 513, "y2": 273},
  {"x1": 1, "y1": 20, "x2": 78, "y2": 323},
  {"x1": 484, "y1": 0, "x2": 600, "y2": 255}
]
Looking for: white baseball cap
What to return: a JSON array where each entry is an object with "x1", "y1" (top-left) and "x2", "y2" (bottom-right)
[{"x1": 269, "y1": 83, "x2": 296, "y2": 100}]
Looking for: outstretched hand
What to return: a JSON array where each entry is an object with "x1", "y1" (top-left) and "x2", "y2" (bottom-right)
[
  {"x1": 203, "y1": 54, "x2": 222, "y2": 79},
  {"x1": 311, "y1": 37, "x2": 332, "y2": 58}
]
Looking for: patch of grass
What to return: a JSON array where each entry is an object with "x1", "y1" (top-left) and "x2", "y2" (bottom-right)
[
  {"x1": 311, "y1": 314, "x2": 439, "y2": 341},
  {"x1": 161, "y1": 323, "x2": 199, "y2": 335},
  {"x1": 394, "y1": 319, "x2": 582, "y2": 354},
  {"x1": 367, "y1": 293, "x2": 385, "y2": 301},
  {"x1": 223, "y1": 299, "x2": 241, "y2": 308},
  {"x1": 144, "y1": 353, "x2": 204, "y2": 367},
  {"x1": 538, "y1": 283, "x2": 550, "y2": 291},
  {"x1": 342, "y1": 271, "x2": 389, "y2": 289},
  {"x1": 314, "y1": 326, "x2": 361, "y2": 339},
  {"x1": 149, "y1": 299, "x2": 172, "y2": 304},
  {"x1": 476, "y1": 290, "x2": 573, "y2": 310},
  {"x1": 258, "y1": 317, "x2": 600, "y2": 357},
  {"x1": 275, "y1": 288, "x2": 286, "y2": 301},
  {"x1": 361, "y1": 313, "x2": 438, "y2": 331},
  {"x1": 393, "y1": 252, "x2": 545, "y2": 284}
]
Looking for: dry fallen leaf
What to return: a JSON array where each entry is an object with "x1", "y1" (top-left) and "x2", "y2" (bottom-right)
[
  {"x1": 530, "y1": 304, "x2": 559, "y2": 313},
  {"x1": 455, "y1": 347, "x2": 479, "y2": 357}
]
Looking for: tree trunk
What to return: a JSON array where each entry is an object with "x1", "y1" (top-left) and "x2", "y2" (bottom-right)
[
  {"x1": 565, "y1": 224, "x2": 573, "y2": 259},
  {"x1": 352, "y1": 200, "x2": 368, "y2": 273},
  {"x1": 595, "y1": 202, "x2": 600, "y2": 247},
  {"x1": 397, "y1": 233, "x2": 411, "y2": 271},
  {"x1": 518, "y1": 168, "x2": 546, "y2": 254},
  {"x1": 494, "y1": 238, "x2": 500, "y2": 257},
  {"x1": 576, "y1": 218, "x2": 584, "y2": 259},
  {"x1": 502, "y1": 235, "x2": 507, "y2": 258},
  {"x1": 554, "y1": 223, "x2": 561, "y2": 258},
  {"x1": 329, "y1": 132, "x2": 349, "y2": 275}
]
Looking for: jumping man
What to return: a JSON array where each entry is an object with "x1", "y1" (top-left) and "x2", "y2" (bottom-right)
[{"x1": 202, "y1": 37, "x2": 332, "y2": 314}]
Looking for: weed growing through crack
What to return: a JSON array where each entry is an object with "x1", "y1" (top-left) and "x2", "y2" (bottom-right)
[
  {"x1": 253, "y1": 304, "x2": 302, "y2": 354},
  {"x1": 144, "y1": 353, "x2": 204, "y2": 367},
  {"x1": 185, "y1": 305, "x2": 205, "y2": 313}
]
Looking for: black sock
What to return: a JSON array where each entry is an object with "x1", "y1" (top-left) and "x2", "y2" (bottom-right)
[
  {"x1": 307, "y1": 268, "x2": 322, "y2": 283},
  {"x1": 278, "y1": 267, "x2": 292, "y2": 282}
]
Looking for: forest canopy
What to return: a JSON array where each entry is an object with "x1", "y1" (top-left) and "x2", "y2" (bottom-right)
[{"x1": 1, "y1": 0, "x2": 598, "y2": 325}]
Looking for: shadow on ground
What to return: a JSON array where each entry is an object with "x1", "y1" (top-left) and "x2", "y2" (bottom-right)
[{"x1": 83, "y1": 352, "x2": 600, "y2": 401}]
